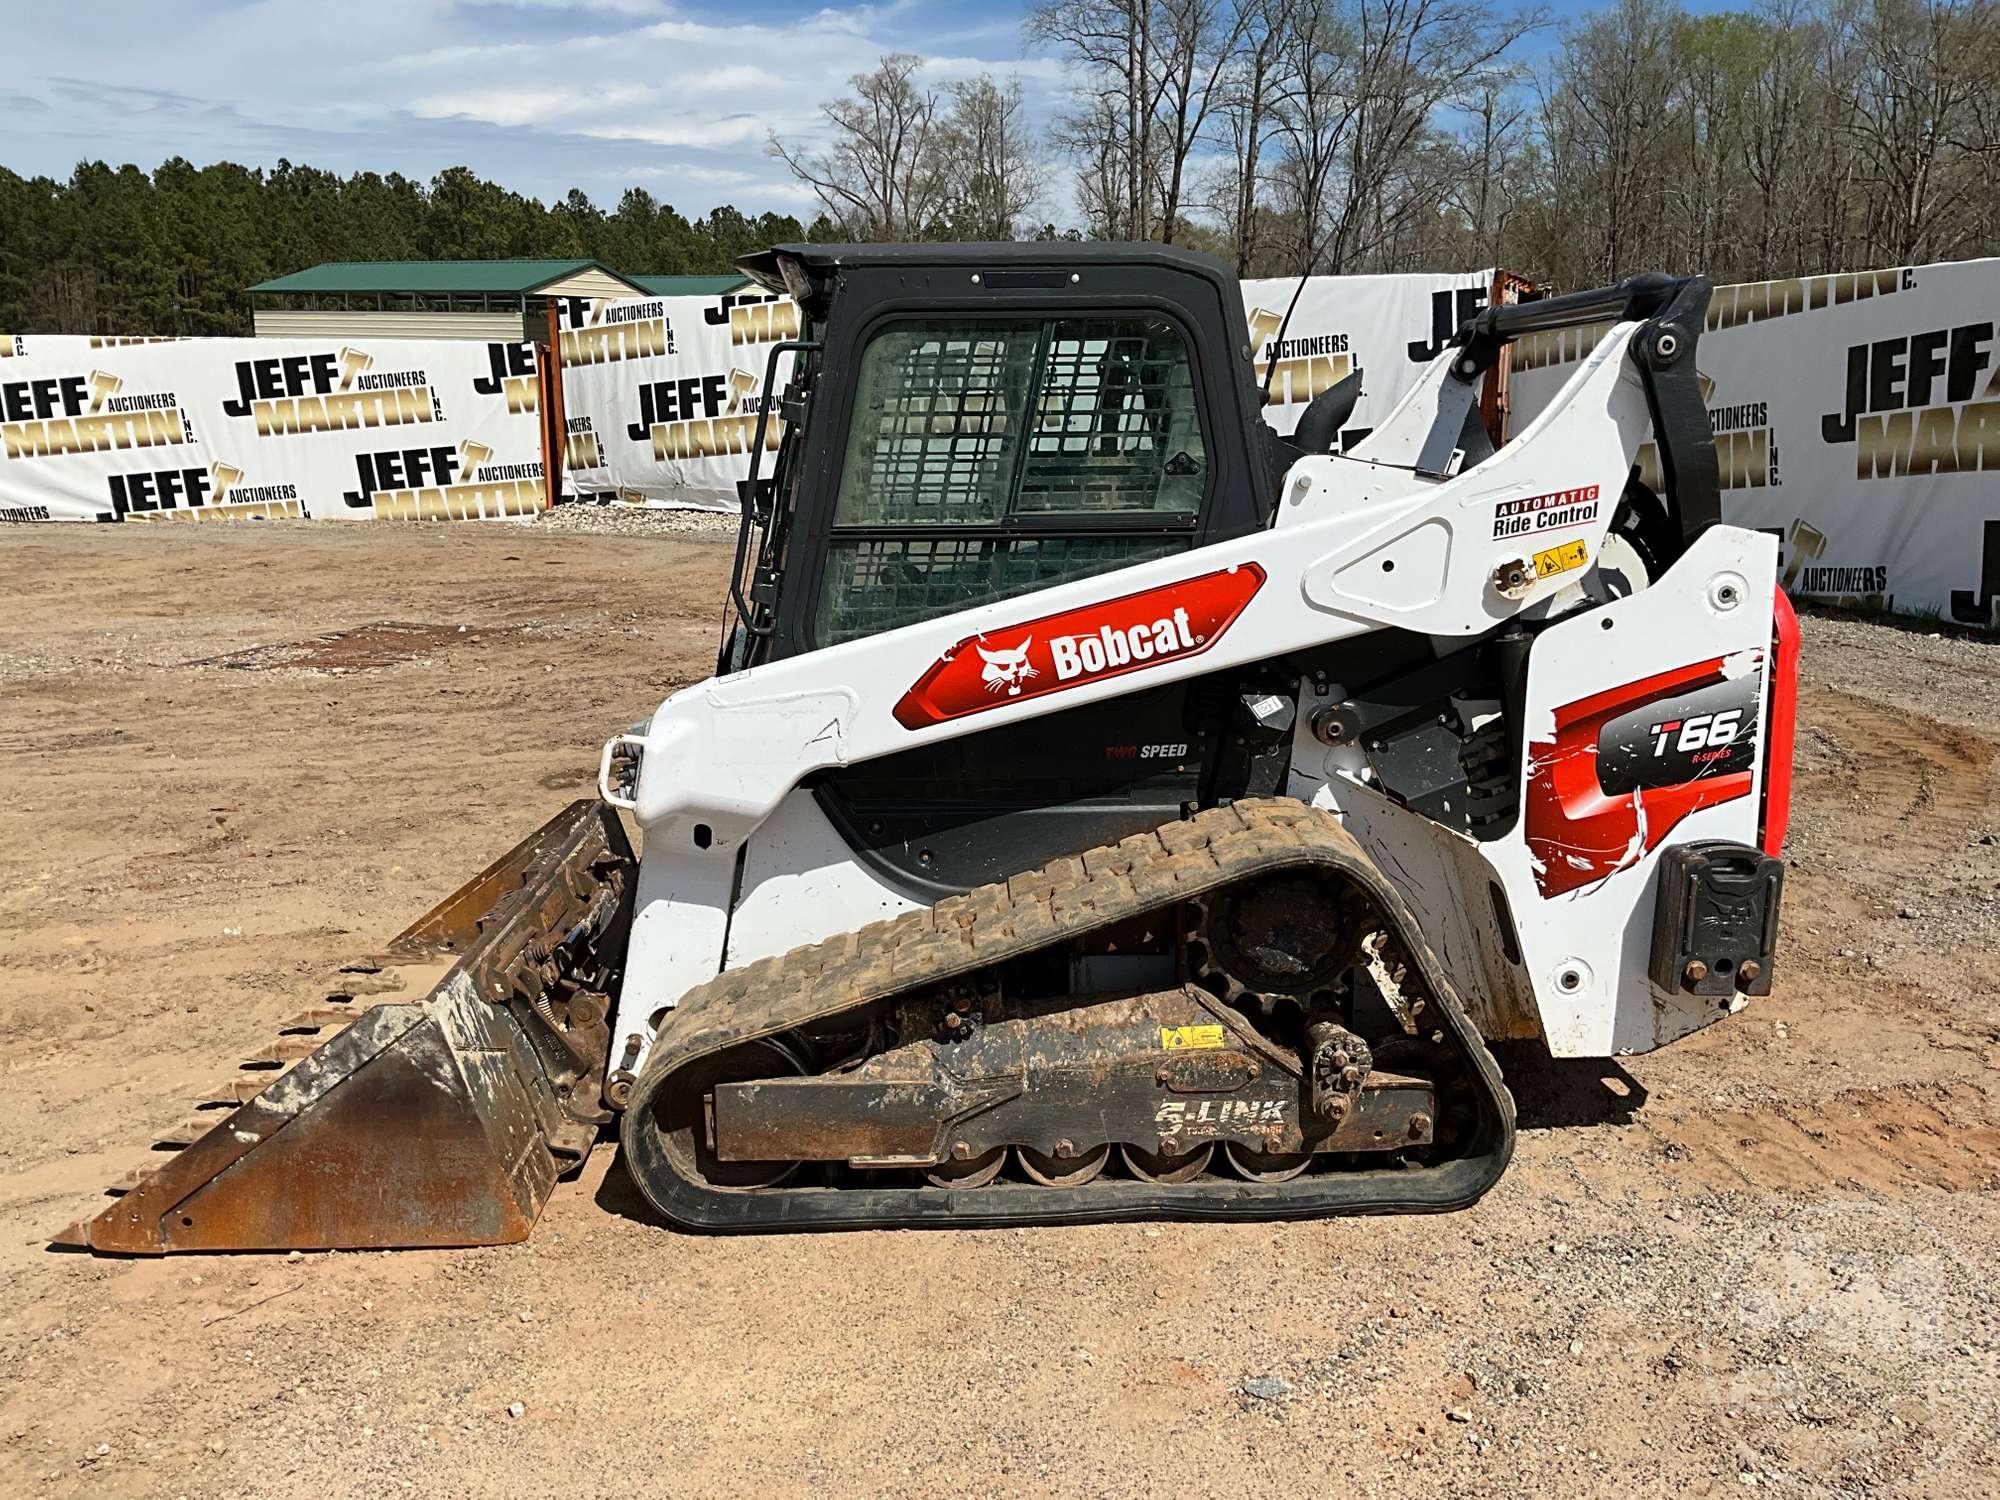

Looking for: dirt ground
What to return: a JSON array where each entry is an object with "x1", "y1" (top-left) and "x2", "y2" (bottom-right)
[{"x1": 1, "y1": 520, "x2": 1996, "y2": 1499}]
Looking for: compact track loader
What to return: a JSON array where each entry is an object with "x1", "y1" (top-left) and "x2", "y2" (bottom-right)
[{"x1": 60, "y1": 244, "x2": 1795, "y2": 1251}]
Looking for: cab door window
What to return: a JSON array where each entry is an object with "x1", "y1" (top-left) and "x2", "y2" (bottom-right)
[{"x1": 817, "y1": 315, "x2": 1206, "y2": 645}]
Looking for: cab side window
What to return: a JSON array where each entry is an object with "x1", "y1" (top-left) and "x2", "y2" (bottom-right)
[{"x1": 817, "y1": 315, "x2": 1206, "y2": 646}]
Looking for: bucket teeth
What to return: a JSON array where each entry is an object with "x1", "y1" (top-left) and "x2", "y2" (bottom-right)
[
  {"x1": 153, "y1": 1122, "x2": 208, "y2": 1149},
  {"x1": 325, "y1": 959, "x2": 454, "y2": 1004},
  {"x1": 278, "y1": 1007, "x2": 365, "y2": 1032},
  {"x1": 242, "y1": 1037, "x2": 326, "y2": 1066},
  {"x1": 105, "y1": 948, "x2": 495, "y2": 1164},
  {"x1": 229, "y1": 988, "x2": 428, "y2": 1080},
  {"x1": 54, "y1": 798, "x2": 633, "y2": 1256}
]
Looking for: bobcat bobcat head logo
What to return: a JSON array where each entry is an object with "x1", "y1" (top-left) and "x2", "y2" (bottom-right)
[{"x1": 976, "y1": 637, "x2": 1037, "y2": 696}]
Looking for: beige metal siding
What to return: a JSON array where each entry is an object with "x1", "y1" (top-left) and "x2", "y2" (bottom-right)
[
  {"x1": 252, "y1": 309, "x2": 528, "y2": 342},
  {"x1": 544, "y1": 268, "x2": 647, "y2": 300}
]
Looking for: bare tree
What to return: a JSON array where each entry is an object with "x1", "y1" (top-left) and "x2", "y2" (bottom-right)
[
  {"x1": 1266, "y1": 0, "x2": 1358, "y2": 268},
  {"x1": 1051, "y1": 88, "x2": 1138, "y2": 235},
  {"x1": 1441, "y1": 73, "x2": 1529, "y2": 270},
  {"x1": 937, "y1": 77, "x2": 1040, "y2": 239},
  {"x1": 1667, "y1": 12, "x2": 1757, "y2": 273},
  {"x1": 1211, "y1": 0, "x2": 1297, "y2": 271},
  {"x1": 769, "y1": 55, "x2": 946, "y2": 239},
  {"x1": 1028, "y1": 0, "x2": 1160, "y2": 237},
  {"x1": 1149, "y1": 0, "x2": 1255, "y2": 238},
  {"x1": 1030, "y1": 0, "x2": 1251, "y2": 242},
  {"x1": 1847, "y1": 0, "x2": 1996, "y2": 263},
  {"x1": 1269, "y1": 0, "x2": 1540, "y2": 275},
  {"x1": 1536, "y1": 0, "x2": 1682, "y2": 281},
  {"x1": 1739, "y1": 0, "x2": 1817, "y2": 280}
]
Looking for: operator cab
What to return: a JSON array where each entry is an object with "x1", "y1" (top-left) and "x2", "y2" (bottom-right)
[{"x1": 723, "y1": 242, "x2": 1288, "y2": 897}]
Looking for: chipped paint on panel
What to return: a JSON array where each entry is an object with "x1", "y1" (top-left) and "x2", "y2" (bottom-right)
[{"x1": 1720, "y1": 647, "x2": 1763, "y2": 679}]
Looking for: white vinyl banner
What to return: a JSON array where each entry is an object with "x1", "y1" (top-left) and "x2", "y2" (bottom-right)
[
  {"x1": 1507, "y1": 258, "x2": 2000, "y2": 626},
  {"x1": 1241, "y1": 269, "x2": 1496, "y2": 441},
  {"x1": 0, "y1": 333, "x2": 547, "y2": 524},
  {"x1": 556, "y1": 271, "x2": 1496, "y2": 510},
  {"x1": 558, "y1": 288, "x2": 799, "y2": 510}
]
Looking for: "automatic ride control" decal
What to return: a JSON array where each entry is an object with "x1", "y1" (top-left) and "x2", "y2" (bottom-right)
[
  {"x1": 1493, "y1": 484, "x2": 1601, "y2": 539},
  {"x1": 893, "y1": 563, "x2": 1266, "y2": 729}
]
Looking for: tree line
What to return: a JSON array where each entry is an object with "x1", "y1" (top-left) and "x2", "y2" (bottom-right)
[
  {"x1": 776, "y1": 0, "x2": 1999, "y2": 287},
  {"x1": 0, "y1": 160, "x2": 808, "y2": 337},
  {"x1": 5, "y1": 0, "x2": 1992, "y2": 337}
]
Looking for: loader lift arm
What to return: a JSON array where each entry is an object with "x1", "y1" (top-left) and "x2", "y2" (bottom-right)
[{"x1": 1449, "y1": 272, "x2": 1722, "y2": 546}]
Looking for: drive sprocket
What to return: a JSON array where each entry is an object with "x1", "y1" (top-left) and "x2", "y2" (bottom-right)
[{"x1": 1184, "y1": 871, "x2": 1375, "y2": 1018}]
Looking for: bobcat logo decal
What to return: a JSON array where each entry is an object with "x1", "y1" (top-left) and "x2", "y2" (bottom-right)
[
  {"x1": 976, "y1": 637, "x2": 1038, "y2": 696},
  {"x1": 893, "y1": 564, "x2": 1267, "y2": 731}
]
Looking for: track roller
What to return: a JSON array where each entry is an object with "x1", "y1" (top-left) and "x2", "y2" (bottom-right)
[
  {"x1": 1017, "y1": 1143, "x2": 1110, "y2": 1187},
  {"x1": 1120, "y1": 1142, "x2": 1215, "y2": 1184},
  {"x1": 1223, "y1": 1142, "x2": 1313, "y2": 1182},
  {"x1": 924, "y1": 1148, "x2": 1006, "y2": 1189}
]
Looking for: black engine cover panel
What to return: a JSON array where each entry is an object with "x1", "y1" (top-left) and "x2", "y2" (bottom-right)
[{"x1": 816, "y1": 682, "x2": 1209, "y2": 896}]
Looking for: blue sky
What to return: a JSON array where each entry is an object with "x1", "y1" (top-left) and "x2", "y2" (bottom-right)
[
  {"x1": 6, "y1": 0, "x2": 1068, "y2": 219},
  {"x1": 7, "y1": 0, "x2": 1697, "y2": 223}
]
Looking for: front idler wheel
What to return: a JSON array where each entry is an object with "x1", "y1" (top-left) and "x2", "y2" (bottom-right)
[{"x1": 645, "y1": 1036, "x2": 808, "y2": 1192}]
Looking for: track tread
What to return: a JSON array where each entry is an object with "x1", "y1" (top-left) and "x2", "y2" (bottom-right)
[{"x1": 620, "y1": 800, "x2": 1517, "y2": 1231}]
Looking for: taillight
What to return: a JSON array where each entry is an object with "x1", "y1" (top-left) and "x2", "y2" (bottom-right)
[{"x1": 1760, "y1": 588, "x2": 1800, "y2": 857}]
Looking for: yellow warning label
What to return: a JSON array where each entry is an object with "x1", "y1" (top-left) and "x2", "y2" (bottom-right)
[
  {"x1": 1160, "y1": 1024, "x2": 1226, "y2": 1051},
  {"x1": 1533, "y1": 538, "x2": 1590, "y2": 580}
]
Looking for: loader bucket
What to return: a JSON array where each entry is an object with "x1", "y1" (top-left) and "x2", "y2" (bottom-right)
[{"x1": 55, "y1": 799, "x2": 635, "y2": 1255}]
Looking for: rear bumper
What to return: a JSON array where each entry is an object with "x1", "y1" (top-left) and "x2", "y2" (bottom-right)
[{"x1": 1761, "y1": 587, "x2": 1800, "y2": 856}]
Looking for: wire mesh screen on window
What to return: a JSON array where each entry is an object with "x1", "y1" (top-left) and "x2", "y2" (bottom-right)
[
  {"x1": 833, "y1": 317, "x2": 1205, "y2": 526},
  {"x1": 1019, "y1": 324, "x2": 1204, "y2": 514},
  {"x1": 816, "y1": 534, "x2": 1189, "y2": 646}
]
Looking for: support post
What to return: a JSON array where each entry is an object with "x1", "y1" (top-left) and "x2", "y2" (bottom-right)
[{"x1": 540, "y1": 301, "x2": 567, "y2": 512}]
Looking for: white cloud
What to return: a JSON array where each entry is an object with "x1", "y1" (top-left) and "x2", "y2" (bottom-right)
[
  {"x1": 471, "y1": 0, "x2": 672, "y2": 14},
  {"x1": 621, "y1": 163, "x2": 761, "y2": 185},
  {"x1": 579, "y1": 115, "x2": 777, "y2": 150},
  {"x1": 3, "y1": 0, "x2": 1067, "y2": 220},
  {"x1": 411, "y1": 84, "x2": 655, "y2": 128}
]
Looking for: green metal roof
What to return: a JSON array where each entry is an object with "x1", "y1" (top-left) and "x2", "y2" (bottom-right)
[
  {"x1": 630, "y1": 274, "x2": 752, "y2": 297},
  {"x1": 248, "y1": 260, "x2": 645, "y2": 295}
]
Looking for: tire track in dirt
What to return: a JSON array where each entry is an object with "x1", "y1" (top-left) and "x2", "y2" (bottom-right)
[
  {"x1": 1640, "y1": 1083, "x2": 2000, "y2": 1195},
  {"x1": 1794, "y1": 689, "x2": 1992, "y2": 850}
]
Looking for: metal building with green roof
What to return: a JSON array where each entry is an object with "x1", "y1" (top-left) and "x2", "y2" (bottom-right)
[
  {"x1": 248, "y1": 260, "x2": 750, "y2": 341},
  {"x1": 628, "y1": 274, "x2": 756, "y2": 298}
]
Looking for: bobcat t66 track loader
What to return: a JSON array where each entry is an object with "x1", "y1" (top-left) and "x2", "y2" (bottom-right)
[{"x1": 60, "y1": 244, "x2": 1795, "y2": 1251}]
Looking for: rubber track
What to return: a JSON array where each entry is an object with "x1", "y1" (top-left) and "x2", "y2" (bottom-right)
[{"x1": 619, "y1": 798, "x2": 1516, "y2": 1231}]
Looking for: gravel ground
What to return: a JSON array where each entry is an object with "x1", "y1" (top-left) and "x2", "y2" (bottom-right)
[
  {"x1": 535, "y1": 500, "x2": 740, "y2": 539},
  {"x1": 0, "y1": 524, "x2": 1994, "y2": 1500},
  {"x1": 1792, "y1": 605, "x2": 2000, "y2": 735}
]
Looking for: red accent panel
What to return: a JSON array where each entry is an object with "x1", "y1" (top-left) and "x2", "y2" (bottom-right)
[
  {"x1": 1761, "y1": 587, "x2": 1800, "y2": 857},
  {"x1": 892, "y1": 563, "x2": 1266, "y2": 730},
  {"x1": 1525, "y1": 657, "x2": 1757, "y2": 898}
]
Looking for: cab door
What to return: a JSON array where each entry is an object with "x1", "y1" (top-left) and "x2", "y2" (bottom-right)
[{"x1": 797, "y1": 308, "x2": 1257, "y2": 895}]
